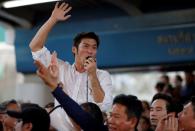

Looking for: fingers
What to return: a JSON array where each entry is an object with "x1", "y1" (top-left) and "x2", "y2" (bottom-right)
[
  {"x1": 85, "y1": 57, "x2": 96, "y2": 63},
  {"x1": 64, "y1": 15, "x2": 71, "y2": 20},
  {"x1": 59, "y1": 2, "x2": 66, "y2": 9},
  {"x1": 48, "y1": 64, "x2": 59, "y2": 77},
  {"x1": 165, "y1": 116, "x2": 178, "y2": 131},
  {"x1": 64, "y1": 6, "x2": 72, "y2": 14},
  {"x1": 36, "y1": 69, "x2": 45, "y2": 80},
  {"x1": 84, "y1": 57, "x2": 96, "y2": 67},
  {"x1": 55, "y1": 2, "x2": 59, "y2": 9},
  {"x1": 51, "y1": 51, "x2": 58, "y2": 65},
  {"x1": 62, "y1": 3, "x2": 69, "y2": 10},
  {"x1": 57, "y1": 2, "x2": 72, "y2": 12}
]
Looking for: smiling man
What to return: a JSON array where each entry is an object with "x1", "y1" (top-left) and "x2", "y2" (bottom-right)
[
  {"x1": 108, "y1": 94, "x2": 143, "y2": 131},
  {"x1": 29, "y1": 2, "x2": 113, "y2": 130}
]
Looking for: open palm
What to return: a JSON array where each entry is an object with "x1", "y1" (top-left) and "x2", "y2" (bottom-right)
[{"x1": 51, "y1": 2, "x2": 72, "y2": 21}]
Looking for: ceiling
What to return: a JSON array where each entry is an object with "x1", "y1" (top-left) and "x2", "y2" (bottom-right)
[{"x1": 0, "y1": 0, "x2": 195, "y2": 28}]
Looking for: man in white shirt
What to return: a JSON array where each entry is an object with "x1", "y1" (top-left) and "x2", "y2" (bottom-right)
[{"x1": 29, "y1": 2, "x2": 113, "y2": 131}]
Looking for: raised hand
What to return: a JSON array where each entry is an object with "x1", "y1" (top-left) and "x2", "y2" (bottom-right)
[
  {"x1": 34, "y1": 52, "x2": 59, "y2": 90},
  {"x1": 51, "y1": 2, "x2": 72, "y2": 22}
]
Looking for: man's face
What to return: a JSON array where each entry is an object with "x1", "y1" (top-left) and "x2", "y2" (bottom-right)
[
  {"x1": 73, "y1": 38, "x2": 97, "y2": 65},
  {"x1": 150, "y1": 99, "x2": 167, "y2": 129},
  {"x1": 108, "y1": 104, "x2": 132, "y2": 131},
  {"x1": 178, "y1": 102, "x2": 195, "y2": 131}
]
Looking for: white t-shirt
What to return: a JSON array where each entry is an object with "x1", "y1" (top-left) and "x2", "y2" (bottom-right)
[{"x1": 32, "y1": 47, "x2": 113, "y2": 131}]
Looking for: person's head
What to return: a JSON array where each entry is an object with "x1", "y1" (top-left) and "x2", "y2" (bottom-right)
[
  {"x1": 184, "y1": 70, "x2": 194, "y2": 84},
  {"x1": 81, "y1": 102, "x2": 103, "y2": 126},
  {"x1": 174, "y1": 75, "x2": 183, "y2": 87},
  {"x1": 167, "y1": 102, "x2": 183, "y2": 117},
  {"x1": 74, "y1": 102, "x2": 104, "y2": 131},
  {"x1": 108, "y1": 94, "x2": 143, "y2": 131},
  {"x1": 7, "y1": 103, "x2": 50, "y2": 131},
  {"x1": 1, "y1": 99, "x2": 20, "y2": 131},
  {"x1": 150, "y1": 93, "x2": 172, "y2": 129},
  {"x1": 141, "y1": 100, "x2": 150, "y2": 118},
  {"x1": 178, "y1": 96, "x2": 195, "y2": 131},
  {"x1": 155, "y1": 82, "x2": 165, "y2": 93},
  {"x1": 72, "y1": 32, "x2": 100, "y2": 65},
  {"x1": 160, "y1": 75, "x2": 170, "y2": 85}
]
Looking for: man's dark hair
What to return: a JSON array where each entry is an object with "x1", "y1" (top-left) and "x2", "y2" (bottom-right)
[
  {"x1": 113, "y1": 94, "x2": 143, "y2": 122},
  {"x1": 175, "y1": 75, "x2": 183, "y2": 82},
  {"x1": 167, "y1": 102, "x2": 183, "y2": 115},
  {"x1": 161, "y1": 75, "x2": 170, "y2": 83},
  {"x1": 81, "y1": 102, "x2": 103, "y2": 126},
  {"x1": 155, "y1": 82, "x2": 165, "y2": 92},
  {"x1": 73, "y1": 32, "x2": 100, "y2": 49},
  {"x1": 7, "y1": 103, "x2": 50, "y2": 131},
  {"x1": 1, "y1": 99, "x2": 18, "y2": 109},
  {"x1": 151, "y1": 93, "x2": 173, "y2": 112}
]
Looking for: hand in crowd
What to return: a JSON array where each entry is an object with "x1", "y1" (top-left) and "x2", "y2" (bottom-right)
[
  {"x1": 34, "y1": 52, "x2": 59, "y2": 90},
  {"x1": 51, "y1": 2, "x2": 72, "y2": 22},
  {"x1": 155, "y1": 114, "x2": 178, "y2": 131},
  {"x1": 84, "y1": 57, "x2": 97, "y2": 76}
]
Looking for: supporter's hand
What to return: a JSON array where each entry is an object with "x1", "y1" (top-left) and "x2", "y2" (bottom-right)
[
  {"x1": 155, "y1": 114, "x2": 178, "y2": 131},
  {"x1": 84, "y1": 57, "x2": 97, "y2": 76},
  {"x1": 34, "y1": 52, "x2": 59, "y2": 91},
  {"x1": 50, "y1": 2, "x2": 72, "y2": 22},
  {"x1": 164, "y1": 116, "x2": 178, "y2": 131}
]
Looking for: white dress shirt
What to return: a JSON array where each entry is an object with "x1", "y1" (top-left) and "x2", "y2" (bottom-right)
[{"x1": 32, "y1": 47, "x2": 113, "y2": 131}]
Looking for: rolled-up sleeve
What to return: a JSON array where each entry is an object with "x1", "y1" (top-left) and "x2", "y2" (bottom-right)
[
  {"x1": 31, "y1": 46, "x2": 51, "y2": 67},
  {"x1": 96, "y1": 71, "x2": 113, "y2": 112}
]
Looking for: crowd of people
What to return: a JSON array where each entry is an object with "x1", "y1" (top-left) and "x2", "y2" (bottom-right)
[{"x1": 0, "y1": 2, "x2": 195, "y2": 131}]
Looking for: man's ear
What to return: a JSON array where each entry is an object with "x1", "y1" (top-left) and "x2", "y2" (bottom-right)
[
  {"x1": 126, "y1": 117, "x2": 138, "y2": 129},
  {"x1": 72, "y1": 47, "x2": 77, "y2": 55},
  {"x1": 23, "y1": 123, "x2": 33, "y2": 130}
]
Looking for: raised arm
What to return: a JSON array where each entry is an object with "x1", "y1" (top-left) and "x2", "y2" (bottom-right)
[
  {"x1": 29, "y1": 2, "x2": 72, "y2": 52},
  {"x1": 34, "y1": 55, "x2": 106, "y2": 131}
]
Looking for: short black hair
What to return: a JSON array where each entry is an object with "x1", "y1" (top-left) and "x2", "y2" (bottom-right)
[
  {"x1": 73, "y1": 32, "x2": 100, "y2": 49},
  {"x1": 1, "y1": 99, "x2": 19, "y2": 109},
  {"x1": 151, "y1": 93, "x2": 173, "y2": 112},
  {"x1": 175, "y1": 75, "x2": 183, "y2": 82},
  {"x1": 155, "y1": 82, "x2": 165, "y2": 92},
  {"x1": 113, "y1": 94, "x2": 143, "y2": 122},
  {"x1": 7, "y1": 103, "x2": 50, "y2": 131},
  {"x1": 167, "y1": 102, "x2": 183, "y2": 115},
  {"x1": 81, "y1": 102, "x2": 103, "y2": 126}
]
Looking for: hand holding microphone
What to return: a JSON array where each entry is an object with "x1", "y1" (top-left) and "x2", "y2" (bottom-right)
[{"x1": 84, "y1": 56, "x2": 97, "y2": 75}]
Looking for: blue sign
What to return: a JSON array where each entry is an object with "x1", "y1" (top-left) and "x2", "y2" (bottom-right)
[{"x1": 15, "y1": 19, "x2": 195, "y2": 73}]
